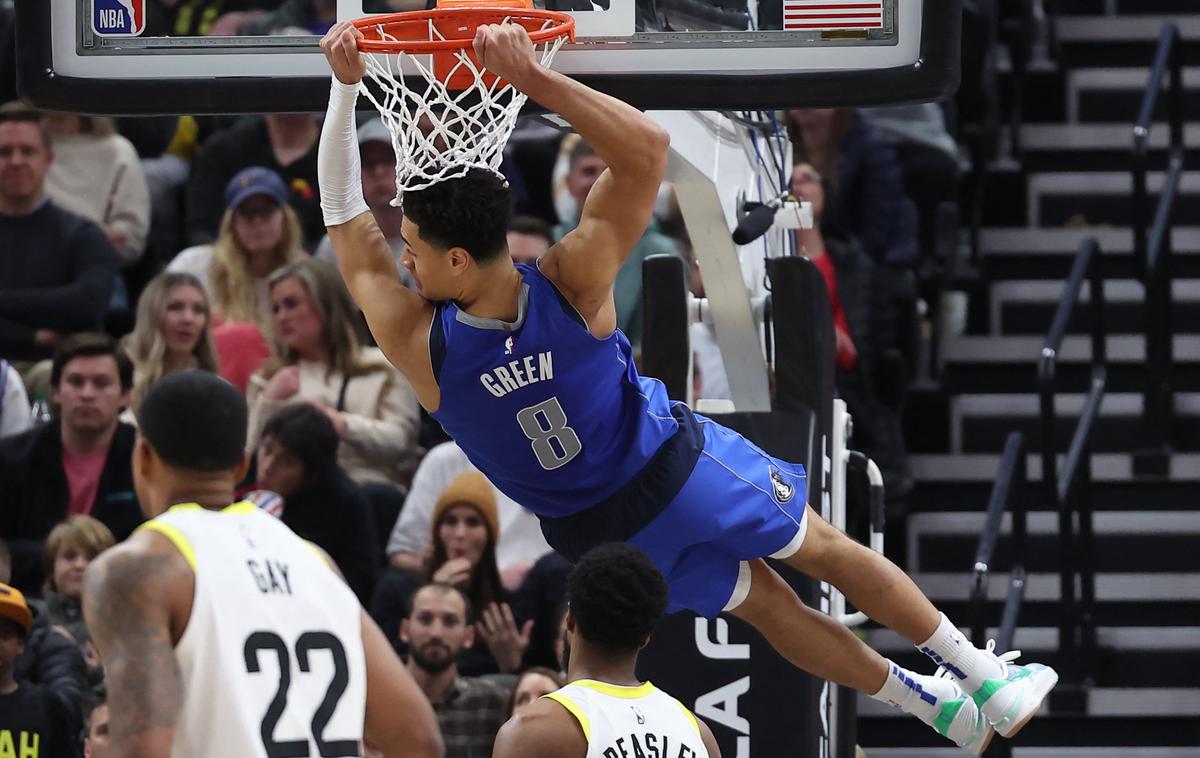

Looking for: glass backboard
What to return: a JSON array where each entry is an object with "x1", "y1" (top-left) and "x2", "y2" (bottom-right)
[{"x1": 16, "y1": 0, "x2": 959, "y2": 114}]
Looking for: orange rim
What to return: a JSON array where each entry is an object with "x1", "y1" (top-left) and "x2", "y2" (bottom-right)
[{"x1": 353, "y1": 8, "x2": 575, "y2": 54}]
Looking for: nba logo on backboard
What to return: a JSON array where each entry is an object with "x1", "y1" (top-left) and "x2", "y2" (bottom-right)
[{"x1": 93, "y1": 0, "x2": 146, "y2": 36}]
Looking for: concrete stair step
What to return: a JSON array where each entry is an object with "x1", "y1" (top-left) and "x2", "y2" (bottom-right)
[
  {"x1": 909, "y1": 452, "x2": 1200, "y2": 483},
  {"x1": 1057, "y1": 16, "x2": 1200, "y2": 69},
  {"x1": 1068, "y1": 66, "x2": 1200, "y2": 123},
  {"x1": 857, "y1": 716, "x2": 1200, "y2": 751},
  {"x1": 1027, "y1": 170, "x2": 1200, "y2": 228}
]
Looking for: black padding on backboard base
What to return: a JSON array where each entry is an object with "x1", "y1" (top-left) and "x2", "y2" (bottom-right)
[
  {"x1": 767, "y1": 255, "x2": 835, "y2": 484},
  {"x1": 15, "y1": 0, "x2": 960, "y2": 114},
  {"x1": 641, "y1": 254, "x2": 691, "y2": 402}
]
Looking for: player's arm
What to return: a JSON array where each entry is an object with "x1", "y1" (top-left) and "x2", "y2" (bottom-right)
[
  {"x1": 318, "y1": 22, "x2": 434, "y2": 377},
  {"x1": 492, "y1": 697, "x2": 588, "y2": 758},
  {"x1": 474, "y1": 25, "x2": 670, "y2": 322},
  {"x1": 82, "y1": 533, "x2": 193, "y2": 758},
  {"x1": 697, "y1": 716, "x2": 723, "y2": 758},
  {"x1": 360, "y1": 610, "x2": 445, "y2": 758}
]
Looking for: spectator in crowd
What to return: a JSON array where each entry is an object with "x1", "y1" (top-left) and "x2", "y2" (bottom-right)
[
  {"x1": 132, "y1": 114, "x2": 202, "y2": 266},
  {"x1": 401, "y1": 582, "x2": 510, "y2": 758},
  {"x1": 0, "y1": 334, "x2": 142, "y2": 593},
  {"x1": 0, "y1": 584, "x2": 76, "y2": 758},
  {"x1": 791, "y1": 162, "x2": 858, "y2": 372},
  {"x1": 790, "y1": 161, "x2": 911, "y2": 500},
  {"x1": 185, "y1": 112, "x2": 324, "y2": 248},
  {"x1": 0, "y1": 539, "x2": 88, "y2": 745},
  {"x1": 0, "y1": 105, "x2": 116, "y2": 363},
  {"x1": 375, "y1": 471, "x2": 532, "y2": 677},
  {"x1": 683, "y1": 242, "x2": 728, "y2": 402},
  {"x1": 316, "y1": 119, "x2": 414, "y2": 289},
  {"x1": 507, "y1": 215, "x2": 553, "y2": 265},
  {"x1": 36, "y1": 516, "x2": 115, "y2": 658},
  {"x1": 144, "y1": 0, "x2": 279, "y2": 36},
  {"x1": 507, "y1": 666, "x2": 564, "y2": 717},
  {"x1": 861, "y1": 103, "x2": 960, "y2": 259},
  {"x1": 169, "y1": 166, "x2": 307, "y2": 332},
  {"x1": 508, "y1": 550, "x2": 571, "y2": 671},
  {"x1": 42, "y1": 112, "x2": 151, "y2": 267},
  {"x1": 252, "y1": 403, "x2": 380, "y2": 603},
  {"x1": 82, "y1": 684, "x2": 108, "y2": 758},
  {"x1": 313, "y1": 119, "x2": 401, "y2": 268},
  {"x1": 551, "y1": 136, "x2": 678, "y2": 349},
  {"x1": 787, "y1": 108, "x2": 920, "y2": 268},
  {"x1": 247, "y1": 258, "x2": 421, "y2": 529},
  {"x1": 0, "y1": 359, "x2": 31, "y2": 438},
  {"x1": 387, "y1": 441, "x2": 551, "y2": 590},
  {"x1": 123, "y1": 271, "x2": 220, "y2": 418}
]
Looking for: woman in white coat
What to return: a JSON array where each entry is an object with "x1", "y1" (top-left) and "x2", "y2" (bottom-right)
[{"x1": 246, "y1": 257, "x2": 421, "y2": 545}]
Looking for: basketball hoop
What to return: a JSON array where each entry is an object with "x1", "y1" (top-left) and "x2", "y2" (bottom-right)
[{"x1": 353, "y1": 0, "x2": 575, "y2": 196}]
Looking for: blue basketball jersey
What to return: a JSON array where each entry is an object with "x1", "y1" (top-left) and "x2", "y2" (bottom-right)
[{"x1": 429, "y1": 262, "x2": 679, "y2": 518}]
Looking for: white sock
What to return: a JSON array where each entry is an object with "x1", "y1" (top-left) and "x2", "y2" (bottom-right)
[
  {"x1": 870, "y1": 660, "x2": 960, "y2": 724},
  {"x1": 916, "y1": 613, "x2": 1004, "y2": 692}
]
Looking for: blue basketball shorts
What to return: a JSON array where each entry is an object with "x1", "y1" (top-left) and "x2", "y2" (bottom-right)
[{"x1": 626, "y1": 413, "x2": 809, "y2": 618}]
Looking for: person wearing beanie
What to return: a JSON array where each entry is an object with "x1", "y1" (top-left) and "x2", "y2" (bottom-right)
[
  {"x1": 0, "y1": 583, "x2": 76, "y2": 758},
  {"x1": 372, "y1": 471, "x2": 535, "y2": 676},
  {"x1": 431, "y1": 471, "x2": 501, "y2": 547}
]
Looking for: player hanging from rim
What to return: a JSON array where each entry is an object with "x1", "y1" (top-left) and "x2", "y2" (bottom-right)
[
  {"x1": 82, "y1": 371, "x2": 443, "y2": 758},
  {"x1": 494, "y1": 542, "x2": 721, "y2": 758},
  {"x1": 317, "y1": 20, "x2": 1057, "y2": 755}
]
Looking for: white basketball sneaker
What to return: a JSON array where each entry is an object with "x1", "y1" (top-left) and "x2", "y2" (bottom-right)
[
  {"x1": 958, "y1": 641, "x2": 1060, "y2": 738},
  {"x1": 926, "y1": 679, "x2": 995, "y2": 755}
]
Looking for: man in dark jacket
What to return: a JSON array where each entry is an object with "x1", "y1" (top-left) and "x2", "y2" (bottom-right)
[
  {"x1": 0, "y1": 106, "x2": 117, "y2": 362},
  {"x1": 0, "y1": 335, "x2": 142, "y2": 593}
]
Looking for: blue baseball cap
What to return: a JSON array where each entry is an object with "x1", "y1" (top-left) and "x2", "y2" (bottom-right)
[{"x1": 225, "y1": 166, "x2": 288, "y2": 211}]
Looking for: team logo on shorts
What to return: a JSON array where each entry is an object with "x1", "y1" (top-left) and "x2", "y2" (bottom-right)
[{"x1": 769, "y1": 466, "x2": 795, "y2": 504}]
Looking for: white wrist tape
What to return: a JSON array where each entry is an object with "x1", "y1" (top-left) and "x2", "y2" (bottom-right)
[{"x1": 318, "y1": 77, "x2": 371, "y2": 227}]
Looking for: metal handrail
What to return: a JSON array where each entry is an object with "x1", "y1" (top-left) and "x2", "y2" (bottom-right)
[
  {"x1": 1038, "y1": 237, "x2": 1105, "y2": 707},
  {"x1": 969, "y1": 431, "x2": 1028, "y2": 650},
  {"x1": 1132, "y1": 23, "x2": 1184, "y2": 474}
]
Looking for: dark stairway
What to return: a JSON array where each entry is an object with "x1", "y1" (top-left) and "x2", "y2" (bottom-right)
[{"x1": 857, "y1": 3, "x2": 1200, "y2": 755}]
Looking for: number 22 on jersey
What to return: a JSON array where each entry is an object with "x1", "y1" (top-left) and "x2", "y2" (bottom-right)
[{"x1": 244, "y1": 630, "x2": 358, "y2": 758}]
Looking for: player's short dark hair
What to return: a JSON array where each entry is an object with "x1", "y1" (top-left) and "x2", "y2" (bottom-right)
[
  {"x1": 138, "y1": 371, "x2": 247, "y2": 473},
  {"x1": 400, "y1": 167, "x2": 512, "y2": 265},
  {"x1": 508, "y1": 215, "x2": 554, "y2": 245},
  {"x1": 567, "y1": 543, "x2": 668, "y2": 654},
  {"x1": 260, "y1": 404, "x2": 339, "y2": 481},
  {"x1": 407, "y1": 582, "x2": 475, "y2": 625},
  {"x1": 51, "y1": 333, "x2": 134, "y2": 391}
]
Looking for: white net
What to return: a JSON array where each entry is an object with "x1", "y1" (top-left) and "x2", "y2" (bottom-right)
[{"x1": 359, "y1": 18, "x2": 569, "y2": 198}]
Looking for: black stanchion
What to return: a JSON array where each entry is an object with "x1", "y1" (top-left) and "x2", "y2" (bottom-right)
[{"x1": 637, "y1": 254, "x2": 839, "y2": 757}]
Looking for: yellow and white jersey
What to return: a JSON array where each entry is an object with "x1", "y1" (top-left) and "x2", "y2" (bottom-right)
[
  {"x1": 545, "y1": 679, "x2": 709, "y2": 758},
  {"x1": 142, "y1": 502, "x2": 366, "y2": 758}
]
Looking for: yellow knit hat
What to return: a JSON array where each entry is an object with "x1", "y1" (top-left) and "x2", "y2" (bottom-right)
[{"x1": 432, "y1": 471, "x2": 500, "y2": 540}]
